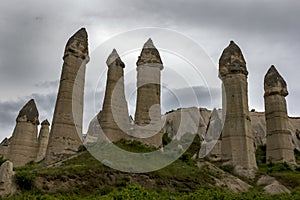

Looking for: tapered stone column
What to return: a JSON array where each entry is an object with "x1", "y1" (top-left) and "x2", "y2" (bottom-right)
[
  {"x1": 264, "y1": 65, "x2": 295, "y2": 164},
  {"x1": 7, "y1": 99, "x2": 39, "y2": 167},
  {"x1": 35, "y1": 120, "x2": 50, "y2": 162},
  {"x1": 134, "y1": 39, "x2": 163, "y2": 147},
  {"x1": 45, "y1": 28, "x2": 89, "y2": 163},
  {"x1": 98, "y1": 49, "x2": 130, "y2": 142},
  {"x1": 219, "y1": 41, "x2": 257, "y2": 178}
]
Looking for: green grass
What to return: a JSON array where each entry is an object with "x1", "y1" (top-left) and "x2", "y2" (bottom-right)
[{"x1": 5, "y1": 139, "x2": 300, "y2": 199}]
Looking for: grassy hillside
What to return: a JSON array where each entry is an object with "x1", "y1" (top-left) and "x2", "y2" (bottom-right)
[{"x1": 3, "y1": 141, "x2": 300, "y2": 200}]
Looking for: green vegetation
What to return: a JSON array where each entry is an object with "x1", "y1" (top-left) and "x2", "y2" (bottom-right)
[{"x1": 4, "y1": 140, "x2": 300, "y2": 199}]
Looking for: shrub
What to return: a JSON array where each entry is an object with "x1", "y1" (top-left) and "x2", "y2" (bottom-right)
[
  {"x1": 256, "y1": 144, "x2": 266, "y2": 165},
  {"x1": 78, "y1": 145, "x2": 87, "y2": 152},
  {"x1": 220, "y1": 165, "x2": 234, "y2": 173},
  {"x1": 15, "y1": 171, "x2": 35, "y2": 191}
]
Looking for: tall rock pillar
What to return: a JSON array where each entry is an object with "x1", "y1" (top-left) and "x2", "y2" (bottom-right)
[
  {"x1": 98, "y1": 49, "x2": 130, "y2": 142},
  {"x1": 134, "y1": 39, "x2": 163, "y2": 147},
  {"x1": 35, "y1": 120, "x2": 50, "y2": 162},
  {"x1": 219, "y1": 41, "x2": 257, "y2": 177},
  {"x1": 7, "y1": 99, "x2": 39, "y2": 167},
  {"x1": 264, "y1": 65, "x2": 295, "y2": 164},
  {"x1": 45, "y1": 28, "x2": 89, "y2": 163}
]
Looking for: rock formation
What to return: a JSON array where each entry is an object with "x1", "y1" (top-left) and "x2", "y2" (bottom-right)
[
  {"x1": 0, "y1": 161, "x2": 16, "y2": 197},
  {"x1": 134, "y1": 39, "x2": 164, "y2": 147},
  {"x1": 0, "y1": 138, "x2": 10, "y2": 159},
  {"x1": 7, "y1": 99, "x2": 39, "y2": 167},
  {"x1": 199, "y1": 108, "x2": 223, "y2": 161},
  {"x1": 97, "y1": 49, "x2": 131, "y2": 142},
  {"x1": 264, "y1": 65, "x2": 295, "y2": 164},
  {"x1": 35, "y1": 120, "x2": 50, "y2": 162},
  {"x1": 45, "y1": 28, "x2": 89, "y2": 163},
  {"x1": 219, "y1": 41, "x2": 257, "y2": 177}
]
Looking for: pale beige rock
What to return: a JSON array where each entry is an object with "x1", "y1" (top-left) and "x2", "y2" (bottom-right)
[
  {"x1": 0, "y1": 161, "x2": 16, "y2": 197},
  {"x1": 161, "y1": 107, "x2": 300, "y2": 152},
  {"x1": 200, "y1": 109, "x2": 223, "y2": 160},
  {"x1": 197, "y1": 161, "x2": 252, "y2": 193},
  {"x1": 0, "y1": 138, "x2": 10, "y2": 159},
  {"x1": 264, "y1": 65, "x2": 296, "y2": 164},
  {"x1": 257, "y1": 175, "x2": 276, "y2": 186},
  {"x1": 7, "y1": 99, "x2": 39, "y2": 167},
  {"x1": 35, "y1": 120, "x2": 50, "y2": 162},
  {"x1": 97, "y1": 49, "x2": 131, "y2": 143},
  {"x1": 133, "y1": 39, "x2": 164, "y2": 147},
  {"x1": 219, "y1": 41, "x2": 257, "y2": 178},
  {"x1": 45, "y1": 28, "x2": 89, "y2": 163},
  {"x1": 263, "y1": 180, "x2": 291, "y2": 195},
  {"x1": 163, "y1": 107, "x2": 210, "y2": 140}
]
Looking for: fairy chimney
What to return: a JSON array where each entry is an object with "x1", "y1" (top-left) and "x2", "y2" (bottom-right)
[
  {"x1": 264, "y1": 65, "x2": 295, "y2": 164},
  {"x1": 45, "y1": 28, "x2": 89, "y2": 163},
  {"x1": 219, "y1": 41, "x2": 257, "y2": 178},
  {"x1": 7, "y1": 99, "x2": 39, "y2": 167}
]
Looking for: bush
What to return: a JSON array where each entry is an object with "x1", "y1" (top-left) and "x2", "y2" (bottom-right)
[
  {"x1": 78, "y1": 145, "x2": 87, "y2": 152},
  {"x1": 162, "y1": 133, "x2": 171, "y2": 146},
  {"x1": 15, "y1": 171, "x2": 35, "y2": 190},
  {"x1": 256, "y1": 144, "x2": 266, "y2": 165}
]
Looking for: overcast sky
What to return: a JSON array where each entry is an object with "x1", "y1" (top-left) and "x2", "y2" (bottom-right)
[{"x1": 0, "y1": 0, "x2": 300, "y2": 141}]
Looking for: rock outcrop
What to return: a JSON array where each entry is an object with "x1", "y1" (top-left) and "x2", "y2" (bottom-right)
[
  {"x1": 45, "y1": 28, "x2": 89, "y2": 163},
  {"x1": 7, "y1": 99, "x2": 39, "y2": 167},
  {"x1": 97, "y1": 49, "x2": 131, "y2": 142},
  {"x1": 219, "y1": 41, "x2": 257, "y2": 178},
  {"x1": 35, "y1": 120, "x2": 50, "y2": 162},
  {"x1": 257, "y1": 175, "x2": 290, "y2": 195},
  {"x1": 264, "y1": 65, "x2": 296, "y2": 164},
  {"x1": 0, "y1": 161, "x2": 16, "y2": 197},
  {"x1": 199, "y1": 108, "x2": 223, "y2": 161},
  {"x1": 133, "y1": 39, "x2": 164, "y2": 147},
  {"x1": 0, "y1": 138, "x2": 10, "y2": 159}
]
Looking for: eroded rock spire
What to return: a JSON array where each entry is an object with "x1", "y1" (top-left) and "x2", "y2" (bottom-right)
[
  {"x1": 134, "y1": 39, "x2": 164, "y2": 147},
  {"x1": 45, "y1": 28, "x2": 89, "y2": 163},
  {"x1": 97, "y1": 48, "x2": 130, "y2": 143},
  {"x1": 7, "y1": 99, "x2": 39, "y2": 167},
  {"x1": 264, "y1": 65, "x2": 295, "y2": 164},
  {"x1": 219, "y1": 41, "x2": 257, "y2": 178}
]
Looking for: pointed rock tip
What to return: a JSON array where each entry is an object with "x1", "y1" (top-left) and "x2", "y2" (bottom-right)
[
  {"x1": 264, "y1": 65, "x2": 287, "y2": 93},
  {"x1": 41, "y1": 119, "x2": 50, "y2": 126},
  {"x1": 219, "y1": 40, "x2": 246, "y2": 66},
  {"x1": 72, "y1": 27, "x2": 87, "y2": 39},
  {"x1": 266, "y1": 65, "x2": 279, "y2": 76},
  {"x1": 143, "y1": 38, "x2": 156, "y2": 49},
  {"x1": 17, "y1": 99, "x2": 39, "y2": 124},
  {"x1": 106, "y1": 48, "x2": 124, "y2": 67},
  {"x1": 65, "y1": 28, "x2": 89, "y2": 58}
]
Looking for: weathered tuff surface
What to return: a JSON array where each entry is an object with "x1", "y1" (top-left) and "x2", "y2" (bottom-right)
[
  {"x1": 264, "y1": 66, "x2": 295, "y2": 164},
  {"x1": 0, "y1": 161, "x2": 16, "y2": 197},
  {"x1": 199, "y1": 108, "x2": 223, "y2": 161},
  {"x1": 97, "y1": 49, "x2": 131, "y2": 143},
  {"x1": 86, "y1": 107, "x2": 300, "y2": 151},
  {"x1": 45, "y1": 28, "x2": 89, "y2": 164},
  {"x1": 133, "y1": 39, "x2": 164, "y2": 147},
  {"x1": 257, "y1": 175, "x2": 290, "y2": 195},
  {"x1": 0, "y1": 138, "x2": 10, "y2": 159},
  {"x1": 35, "y1": 120, "x2": 50, "y2": 162},
  {"x1": 7, "y1": 99, "x2": 39, "y2": 167},
  {"x1": 219, "y1": 41, "x2": 257, "y2": 177}
]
